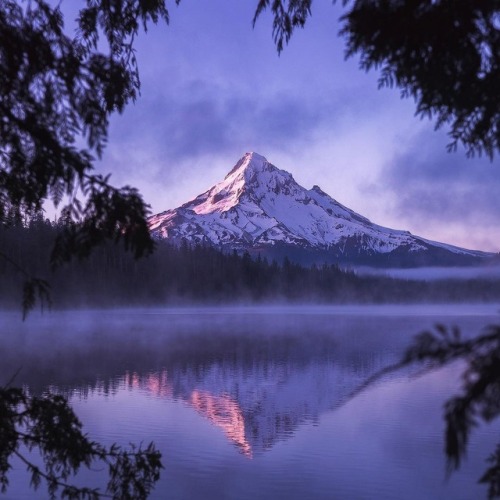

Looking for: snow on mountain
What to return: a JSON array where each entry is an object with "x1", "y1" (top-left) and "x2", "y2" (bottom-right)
[{"x1": 148, "y1": 152, "x2": 492, "y2": 266}]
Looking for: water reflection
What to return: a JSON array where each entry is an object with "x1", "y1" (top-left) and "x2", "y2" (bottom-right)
[
  {"x1": 76, "y1": 333, "x2": 395, "y2": 455},
  {"x1": 1, "y1": 308, "x2": 411, "y2": 453},
  {"x1": 2, "y1": 306, "x2": 500, "y2": 499},
  {"x1": 190, "y1": 390, "x2": 252, "y2": 457},
  {"x1": 115, "y1": 350, "x2": 376, "y2": 459}
]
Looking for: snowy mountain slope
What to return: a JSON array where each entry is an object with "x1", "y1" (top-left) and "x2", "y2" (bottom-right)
[{"x1": 148, "y1": 152, "x2": 492, "y2": 266}]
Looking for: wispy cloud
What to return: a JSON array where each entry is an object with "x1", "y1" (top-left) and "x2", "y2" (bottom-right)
[{"x1": 378, "y1": 130, "x2": 500, "y2": 250}]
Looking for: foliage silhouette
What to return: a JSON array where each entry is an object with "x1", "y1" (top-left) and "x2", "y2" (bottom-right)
[
  {"x1": 0, "y1": 386, "x2": 162, "y2": 499},
  {"x1": 0, "y1": 0, "x2": 170, "y2": 311},
  {"x1": 254, "y1": 0, "x2": 500, "y2": 158},
  {"x1": 354, "y1": 324, "x2": 500, "y2": 499},
  {"x1": 0, "y1": 1, "x2": 173, "y2": 497}
]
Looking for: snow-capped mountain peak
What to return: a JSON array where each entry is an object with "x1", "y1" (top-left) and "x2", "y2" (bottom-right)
[
  {"x1": 224, "y1": 151, "x2": 270, "y2": 179},
  {"x1": 148, "y1": 153, "x2": 492, "y2": 267}
]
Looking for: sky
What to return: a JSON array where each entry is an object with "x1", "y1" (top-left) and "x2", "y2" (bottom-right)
[{"x1": 65, "y1": 0, "x2": 499, "y2": 252}]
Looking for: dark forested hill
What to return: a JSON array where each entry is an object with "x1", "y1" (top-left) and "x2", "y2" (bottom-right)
[{"x1": 1, "y1": 217, "x2": 500, "y2": 309}]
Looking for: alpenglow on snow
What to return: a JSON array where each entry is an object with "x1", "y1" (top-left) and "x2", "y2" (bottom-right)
[{"x1": 148, "y1": 152, "x2": 491, "y2": 267}]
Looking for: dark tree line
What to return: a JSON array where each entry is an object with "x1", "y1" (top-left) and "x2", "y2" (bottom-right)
[{"x1": 2, "y1": 216, "x2": 500, "y2": 309}]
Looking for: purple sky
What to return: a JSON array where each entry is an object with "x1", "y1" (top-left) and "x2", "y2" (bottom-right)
[{"x1": 65, "y1": 0, "x2": 499, "y2": 252}]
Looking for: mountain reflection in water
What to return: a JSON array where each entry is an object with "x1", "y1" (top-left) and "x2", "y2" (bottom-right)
[
  {"x1": 1, "y1": 305, "x2": 500, "y2": 500},
  {"x1": 115, "y1": 348, "x2": 376, "y2": 460}
]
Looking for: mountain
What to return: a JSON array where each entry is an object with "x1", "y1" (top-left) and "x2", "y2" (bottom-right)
[{"x1": 148, "y1": 152, "x2": 492, "y2": 267}]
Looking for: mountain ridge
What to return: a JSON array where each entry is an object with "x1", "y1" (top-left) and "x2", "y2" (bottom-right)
[{"x1": 148, "y1": 152, "x2": 493, "y2": 267}]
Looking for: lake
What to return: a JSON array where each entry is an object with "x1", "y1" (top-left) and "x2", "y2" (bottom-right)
[{"x1": 1, "y1": 305, "x2": 500, "y2": 499}]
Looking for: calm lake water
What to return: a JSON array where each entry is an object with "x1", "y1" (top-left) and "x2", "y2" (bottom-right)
[{"x1": 2, "y1": 305, "x2": 500, "y2": 499}]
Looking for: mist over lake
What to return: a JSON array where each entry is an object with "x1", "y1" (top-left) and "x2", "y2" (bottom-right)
[
  {"x1": 2, "y1": 305, "x2": 500, "y2": 499},
  {"x1": 356, "y1": 265, "x2": 500, "y2": 281}
]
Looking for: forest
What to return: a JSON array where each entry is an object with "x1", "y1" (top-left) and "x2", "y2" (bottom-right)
[{"x1": 1, "y1": 213, "x2": 500, "y2": 310}]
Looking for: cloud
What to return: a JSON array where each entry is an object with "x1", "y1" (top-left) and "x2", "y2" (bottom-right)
[
  {"x1": 98, "y1": 79, "x2": 345, "y2": 211},
  {"x1": 101, "y1": 76, "x2": 344, "y2": 179},
  {"x1": 378, "y1": 129, "x2": 500, "y2": 250}
]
